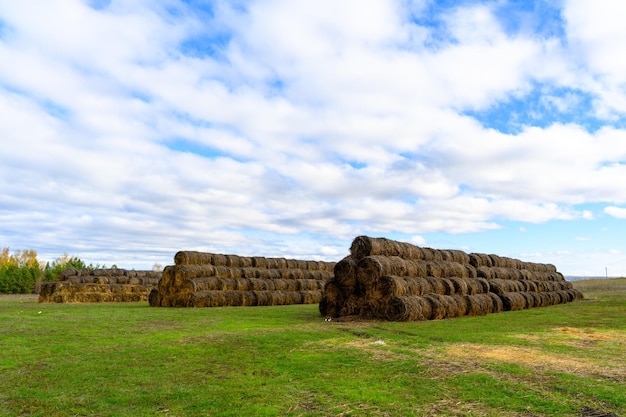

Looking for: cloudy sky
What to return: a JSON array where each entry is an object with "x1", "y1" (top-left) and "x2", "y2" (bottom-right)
[{"x1": 1, "y1": 0, "x2": 626, "y2": 276}]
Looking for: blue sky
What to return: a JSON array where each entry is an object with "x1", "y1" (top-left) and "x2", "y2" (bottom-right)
[{"x1": 1, "y1": 0, "x2": 626, "y2": 276}]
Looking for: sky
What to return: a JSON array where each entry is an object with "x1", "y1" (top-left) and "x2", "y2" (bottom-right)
[{"x1": 1, "y1": 0, "x2": 626, "y2": 277}]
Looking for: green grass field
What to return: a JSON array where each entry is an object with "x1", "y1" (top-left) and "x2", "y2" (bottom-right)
[{"x1": 1, "y1": 278, "x2": 625, "y2": 417}]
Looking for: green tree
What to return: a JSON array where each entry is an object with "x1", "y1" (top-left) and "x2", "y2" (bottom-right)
[{"x1": 0, "y1": 247, "x2": 43, "y2": 294}]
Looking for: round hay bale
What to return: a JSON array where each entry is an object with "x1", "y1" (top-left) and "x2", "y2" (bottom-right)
[
  {"x1": 288, "y1": 269, "x2": 305, "y2": 280},
  {"x1": 468, "y1": 253, "x2": 482, "y2": 268},
  {"x1": 487, "y1": 292, "x2": 503, "y2": 313},
  {"x1": 184, "y1": 276, "x2": 220, "y2": 292},
  {"x1": 356, "y1": 256, "x2": 408, "y2": 288},
  {"x1": 476, "y1": 267, "x2": 493, "y2": 280},
  {"x1": 301, "y1": 290, "x2": 322, "y2": 304},
  {"x1": 438, "y1": 278, "x2": 455, "y2": 295},
  {"x1": 452, "y1": 294, "x2": 469, "y2": 316},
  {"x1": 420, "y1": 247, "x2": 438, "y2": 261},
  {"x1": 440, "y1": 250, "x2": 453, "y2": 262},
  {"x1": 448, "y1": 277, "x2": 469, "y2": 295},
  {"x1": 350, "y1": 236, "x2": 424, "y2": 261},
  {"x1": 323, "y1": 279, "x2": 344, "y2": 303},
  {"x1": 424, "y1": 293, "x2": 453, "y2": 320},
  {"x1": 519, "y1": 269, "x2": 535, "y2": 280},
  {"x1": 464, "y1": 264, "x2": 478, "y2": 279},
  {"x1": 424, "y1": 276, "x2": 446, "y2": 295},
  {"x1": 385, "y1": 296, "x2": 432, "y2": 321},
  {"x1": 404, "y1": 259, "x2": 428, "y2": 277},
  {"x1": 448, "y1": 250, "x2": 470, "y2": 264},
  {"x1": 334, "y1": 256, "x2": 357, "y2": 288},
  {"x1": 174, "y1": 251, "x2": 213, "y2": 265},
  {"x1": 465, "y1": 294, "x2": 493, "y2": 316},
  {"x1": 499, "y1": 292, "x2": 527, "y2": 311},
  {"x1": 251, "y1": 256, "x2": 267, "y2": 268},
  {"x1": 58, "y1": 268, "x2": 77, "y2": 281},
  {"x1": 520, "y1": 280, "x2": 538, "y2": 292},
  {"x1": 376, "y1": 276, "x2": 434, "y2": 301},
  {"x1": 425, "y1": 261, "x2": 444, "y2": 278},
  {"x1": 559, "y1": 280, "x2": 574, "y2": 290},
  {"x1": 319, "y1": 297, "x2": 341, "y2": 318},
  {"x1": 488, "y1": 254, "x2": 502, "y2": 267}
]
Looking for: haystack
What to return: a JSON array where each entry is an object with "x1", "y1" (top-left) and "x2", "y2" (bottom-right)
[
  {"x1": 151, "y1": 251, "x2": 335, "y2": 307},
  {"x1": 38, "y1": 268, "x2": 161, "y2": 303},
  {"x1": 320, "y1": 236, "x2": 583, "y2": 321}
]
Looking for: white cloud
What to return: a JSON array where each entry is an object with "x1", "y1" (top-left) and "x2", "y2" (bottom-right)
[{"x1": 604, "y1": 206, "x2": 626, "y2": 219}]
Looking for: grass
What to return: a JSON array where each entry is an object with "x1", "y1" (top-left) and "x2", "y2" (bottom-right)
[{"x1": 1, "y1": 278, "x2": 625, "y2": 417}]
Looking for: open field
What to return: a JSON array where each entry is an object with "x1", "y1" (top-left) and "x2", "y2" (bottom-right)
[{"x1": 1, "y1": 278, "x2": 625, "y2": 417}]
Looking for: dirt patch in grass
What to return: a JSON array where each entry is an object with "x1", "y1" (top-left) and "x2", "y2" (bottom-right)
[
  {"x1": 444, "y1": 342, "x2": 624, "y2": 381},
  {"x1": 515, "y1": 327, "x2": 625, "y2": 347}
]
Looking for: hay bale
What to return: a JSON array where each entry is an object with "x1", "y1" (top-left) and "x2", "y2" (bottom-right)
[
  {"x1": 448, "y1": 277, "x2": 469, "y2": 295},
  {"x1": 476, "y1": 266, "x2": 493, "y2": 279},
  {"x1": 174, "y1": 251, "x2": 215, "y2": 265},
  {"x1": 385, "y1": 296, "x2": 432, "y2": 321},
  {"x1": 334, "y1": 256, "x2": 357, "y2": 289},
  {"x1": 464, "y1": 278, "x2": 489, "y2": 295},
  {"x1": 464, "y1": 264, "x2": 478, "y2": 278},
  {"x1": 350, "y1": 236, "x2": 424, "y2": 261},
  {"x1": 356, "y1": 256, "x2": 409, "y2": 288},
  {"x1": 373, "y1": 275, "x2": 434, "y2": 302},
  {"x1": 465, "y1": 293, "x2": 494, "y2": 316},
  {"x1": 424, "y1": 294, "x2": 459, "y2": 320},
  {"x1": 452, "y1": 295, "x2": 469, "y2": 316},
  {"x1": 499, "y1": 292, "x2": 527, "y2": 311}
]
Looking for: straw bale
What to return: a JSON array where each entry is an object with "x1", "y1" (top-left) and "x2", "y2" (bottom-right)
[
  {"x1": 373, "y1": 275, "x2": 434, "y2": 301},
  {"x1": 441, "y1": 249, "x2": 469, "y2": 264},
  {"x1": 488, "y1": 279, "x2": 523, "y2": 295},
  {"x1": 559, "y1": 280, "x2": 573, "y2": 290},
  {"x1": 463, "y1": 278, "x2": 488, "y2": 295},
  {"x1": 174, "y1": 251, "x2": 215, "y2": 265},
  {"x1": 519, "y1": 269, "x2": 535, "y2": 280},
  {"x1": 468, "y1": 254, "x2": 483, "y2": 268},
  {"x1": 424, "y1": 293, "x2": 459, "y2": 320},
  {"x1": 476, "y1": 266, "x2": 493, "y2": 280},
  {"x1": 488, "y1": 254, "x2": 502, "y2": 267},
  {"x1": 322, "y1": 279, "x2": 343, "y2": 302},
  {"x1": 452, "y1": 294, "x2": 469, "y2": 316},
  {"x1": 499, "y1": 292, "x2": 528, "y2": 311},
  {"x1": 58, "y1": 268, "x2": 76, "y2": 280},
  {"x1": 464, "y1": 264, "x2": 478, "y2": 278},
  {"x1": 448, "y1": 277, "x2": 469, "y2": 295},
  {"x1": 425, "y1": 261, "x2": 444, "y2": 278},
  {"x1": 424, "y1": 276, "x2": 446, "y2": 295},
  {"x1": 385, "y1": 296, "x2": 432, "y2": 321},
  {"x1": 356, "y1": 256, "x2": 407, "y2": 287},
  {"x1": 519, "y1": 280, "x2": 538, "y2": 292},
  {"x1": 440, "y1": 250, "x2": 452, "y2": 262},
  {"x1": 350, "y1": 236, "x2": 424, "y2": 261},
  {"x1": 487, "y1": 293, "x2": 503, "y2": 313},
  {"x1": 319, "y1": 297, "x2": 336, "y2": 317},
  {"x1": 188, "y1": 290, "x2": 321, "y2": 307},
  {"x1": 465, "y1": 293, "x2": 494, "y2": 316},
  {"x1": 249, "y1": 256, "x2": 266, "y2": 268}
]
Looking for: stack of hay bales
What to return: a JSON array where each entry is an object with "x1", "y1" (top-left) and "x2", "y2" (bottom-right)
[
  {"x1": 38, "y1": 268, "x2": 161, "y2": 303},
  {"x1": 149, "y1": 251, "x2": 335, "y2": 307},
  {"x1": 319, "y1": 236, "x2": 582, "y2": 321}
]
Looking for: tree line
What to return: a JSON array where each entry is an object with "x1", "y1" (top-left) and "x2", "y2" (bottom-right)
[{"x1": 0, "y1": 247, "x2": 103, "y2": 294}]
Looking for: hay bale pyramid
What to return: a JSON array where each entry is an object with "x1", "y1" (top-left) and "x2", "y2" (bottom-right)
[
  {"x1": 320, "y1": 236, "x2": 583, "y2": 321},
  {"x1": 149, "y1": 251, "x2": 335, "y2": 307},
  {"x1": 38, "y1": 268, "x2": 161, "y2": 303}
]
